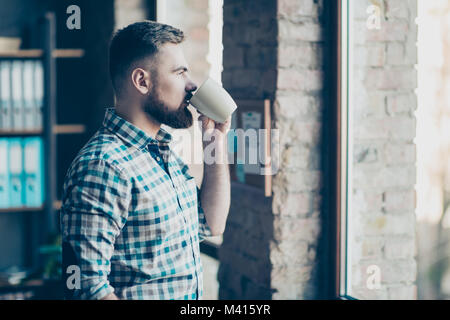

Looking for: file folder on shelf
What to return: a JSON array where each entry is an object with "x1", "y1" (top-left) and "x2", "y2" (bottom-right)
[
  {"x1": 11, "y1": 60, "x2": 24, "y2": 130},
  {"x1": 23, "y1": 137, "x2": 44, "y2": 207},
  {"x1": 33, "y1": 60, "x2": 44, "y2": 131},
  {"x1": 0, "y1": 61, "x2": 12, "y2": 130},
  {"x1": 8, "y1": 138, "x2": 24, "y2": 207},
  {"x1": 22, "y1": 60, "x2": 35, "y2": 130},
  {"x1": 0, "y1": 139, "x2": 10, "y2": 208}
]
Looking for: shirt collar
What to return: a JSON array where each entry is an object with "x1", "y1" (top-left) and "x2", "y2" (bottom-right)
[{"x1": 102, "y1": 107, "x2": 172, "y2": 150}]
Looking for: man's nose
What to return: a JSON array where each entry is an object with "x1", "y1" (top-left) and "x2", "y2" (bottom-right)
[{"x1": 186, "y1": 79, "x2": 197, "y2": 93}]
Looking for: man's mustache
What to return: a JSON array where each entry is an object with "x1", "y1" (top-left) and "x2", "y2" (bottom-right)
[{"x1": 184, "y1": 92, "x2": 193, "y2": 103}]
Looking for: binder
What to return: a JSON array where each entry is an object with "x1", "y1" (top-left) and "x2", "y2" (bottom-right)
[
  {"x1": 11, "y1": 60, "x2": 24, "y2": 130},
  {"x1": 0, "y1": 61, "x2": 12, "y2": 130},
  {"x1": 22, "y1": 60, "x2": 35, "y2": 130},
  {"x1": 8, "y1": 138, "x2": 24, "y2": 207},
  {"x1": 23, "y1": 137, "x2": 44, "y2": 207},
  {"x1": 33, "y1": 61, "x2": 44, "y2": 131},
  {"x1": 0, "y1": 139, "x2": 10, "y2": 208}
]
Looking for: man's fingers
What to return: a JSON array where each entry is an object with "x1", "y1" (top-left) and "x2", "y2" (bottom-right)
[{"x1": 199, "y1": 115, "x2": 215, "y2": 130}]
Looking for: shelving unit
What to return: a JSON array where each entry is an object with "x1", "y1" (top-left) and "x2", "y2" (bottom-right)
[
  {"x1": 0, "y1": 12, "x2": 86, "y2": 276},
  {"x1": 0, "y1": 125, "x2": 86, "y2": 136},
  {"x1": 0, "y1": 49, "x2": 84, "y2": 59},
  {"x1": 0, "y1": 201, "x2": 62, "y2": 214}
]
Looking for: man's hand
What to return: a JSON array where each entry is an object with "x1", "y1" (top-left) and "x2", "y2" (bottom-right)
[{"x1": 198, "y1": 114, "x2": 231, "y2": 136}]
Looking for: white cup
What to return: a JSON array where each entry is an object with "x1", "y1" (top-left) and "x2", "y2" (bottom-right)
[{"x1": 189, "y1": 77, "x2": 237, "y2": 123}]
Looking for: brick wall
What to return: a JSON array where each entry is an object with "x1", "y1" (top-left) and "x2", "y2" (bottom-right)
[
  {"x1": 349, "y1": 0, "x2": 418, "y2": 299},
  {"x1": 218, "y1": 0, "x2": 278, "y2": 299},
  {"x1": 219, "y1": 0, "x2": 418, "y2": 300},
  {"x1": 219, "y1": 0, "x2": 333, "y2": 299},
  {"x1": 270, "y1": 0, "x2": 333, "y2": 299}
]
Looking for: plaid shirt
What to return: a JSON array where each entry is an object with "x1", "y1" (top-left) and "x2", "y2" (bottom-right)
[{"x1": 60, "y1": 107, "x2": 212, "y2": 300}]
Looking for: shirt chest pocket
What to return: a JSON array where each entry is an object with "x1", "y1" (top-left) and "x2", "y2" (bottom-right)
[{"x1": 130, "y1": 176, "x2": 186, "y2": 243}]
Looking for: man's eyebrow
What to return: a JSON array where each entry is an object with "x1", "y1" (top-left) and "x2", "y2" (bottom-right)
[{"x1": 173, "y1": 66, "x2": 189, "y2": 72}]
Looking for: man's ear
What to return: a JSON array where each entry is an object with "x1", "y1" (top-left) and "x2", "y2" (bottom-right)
[{"x1": 131, "y1": 68, "x2": 151, "y2": 95}]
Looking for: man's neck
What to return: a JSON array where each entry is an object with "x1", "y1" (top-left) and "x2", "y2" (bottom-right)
[{"x1": 115, "y1": 102, "x2": 161, "y2": 139}]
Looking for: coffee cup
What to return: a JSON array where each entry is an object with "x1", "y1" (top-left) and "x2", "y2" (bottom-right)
[{"x1": 189, "y1": 77, "x2": 237, "y2": 123}]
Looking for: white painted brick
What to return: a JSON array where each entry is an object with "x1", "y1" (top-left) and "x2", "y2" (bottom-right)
[
  {"x1": 289, "y1": 121, "x2": 322, "y2": 145},
  {"x1": 354, "y1": 44, "x2": 386, "y2": 67},
  {"x1": 359, "y1": 213, "x2": 416, "y2": 237},
  {"x1": 278, "y1": 68, "x2": 324, "y2": 91},
  {"x1": 353, "y1": 20, "x2": 409, "y2": 43},
  {"x1": 274, "y1": 169, "x2": 322, "y2": 193},
  {"x1": 274, "y1": 94, "x2": 321, "y2": 121},
  {"x1": 383, "y1": 143, "x2": 416, "y2": 165},
  {"x1": 385, "y1": 0, "x2": 410, "y2": 19},
  {"x1": 272, "y1": 192, "x2": 312, "y2": 217},
  {"x1": 278, "y1": 44, "x2": 323, "y2": 68},
  {"x1": 384, "y1": 237, "x2": 416, "y2": 259},
  {"x1": 386, "y1": 93, "x2": 417, "y2": 115},
  {"x1": 353, "y1": 189, "x2": 384, "y2": 214},
  {"x1": 352, "y1": 0, "x2": 374, "y2": 19},
  {"x1": 273, "y1": 216, "x2": 321, "y2": 242},
  {"x1": 282, "y1": 144, "x2": 319, "y2": 170},
  {"x1": 277, "y1": 0, "x2": 322, "y2": 18},
  {"x1": 388, "y1": 284, "x2": 417, "y2": 300},
  {"x1": 353, "y1": 238, "x2": 385, "y2": 261},
  {"x1": 382, "y1": 189, "x2": 416, "y2": 213},
  {"x1": 278, "y1": 18, "x2": 324, "y2": 42},
  {"x1": 269, "y1": 240, "x2": 309, "y2": 266},
  {"x1": 364, "y1": 68, "x2": 417, "y2": 90},
  {"x1": 353, "y1": 164, "x2": 416, "y2": 189},
  {"x1": 353, "y1": 90, "x2": 387, "y2": 120},
  {"x1": 353, "y1": 143, "x2": 379, "y2": 164},
  {"x1": 351, "y1": 286, "x2": 389, "y2": 300},
  {"x1": 354, "y1": 117, "x2": 416, "y2": 141},
  {"x1": 386, "y1": 42, "x2": 405, "y2": 65}
]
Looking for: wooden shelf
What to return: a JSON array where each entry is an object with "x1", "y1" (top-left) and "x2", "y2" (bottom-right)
[
  {"x1": 0, "y1": 49, "x2": 42, "y2": 58},
  {"x1": 0, "y1": 129, "x2": 43, "y2": 137},
  {"x1": 0, "y1": 124, "x2": 86, "y2": 136},
  {"x1": 0, "y1": 206, "x2": 44, "y2": 213},
  {"x1": 0, "y1": 49, "x2": 84, "y2": 58},
  {"x1": 52, "y1": 49, "x2": 84, "y2": 58},
  {"x1": 53, "y1": 124, "x2": 86, "y2": 135},
  {"x1": 0, "y1": 201, "x2": 61, "y2": 213}
]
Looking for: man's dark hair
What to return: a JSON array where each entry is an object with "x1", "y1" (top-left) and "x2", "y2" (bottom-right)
[{"x1": 109, "y1": 21, "x2": 185, "y2": 96}]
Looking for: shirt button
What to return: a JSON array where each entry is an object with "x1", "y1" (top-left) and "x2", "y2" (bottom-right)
[{"x1": 156, "y1": 156, "x2": 161, "y2": 162}]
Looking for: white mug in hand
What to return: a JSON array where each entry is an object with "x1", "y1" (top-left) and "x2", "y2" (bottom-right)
[{"x1": 189, "y1": 77, "x2": 237, "y2": 123}]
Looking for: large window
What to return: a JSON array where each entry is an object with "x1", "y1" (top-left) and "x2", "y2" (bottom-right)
[
  {"x1": 337, "y1": 0, "x2": 450, "y2": 300},
  {"x1": 338, "y1": 0, "x2": 416, "y2": 300}
]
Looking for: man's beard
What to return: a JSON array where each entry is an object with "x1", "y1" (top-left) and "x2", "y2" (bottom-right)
[{"x1": 143, "y1": 89, "x2": 193, "y2": 129}]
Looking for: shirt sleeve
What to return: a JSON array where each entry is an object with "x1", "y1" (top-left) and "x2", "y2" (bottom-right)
[
  {"x1": 60, "y1": 159, "x2": 131, "y2": 300},
  {"x1": 196, "y1": 186, "x2": 213, "y2": 242}
]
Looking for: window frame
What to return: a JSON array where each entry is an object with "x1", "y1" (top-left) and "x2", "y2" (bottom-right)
[{"x1": 334, "y1": 0, "x2": 357, "y2": 300}]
